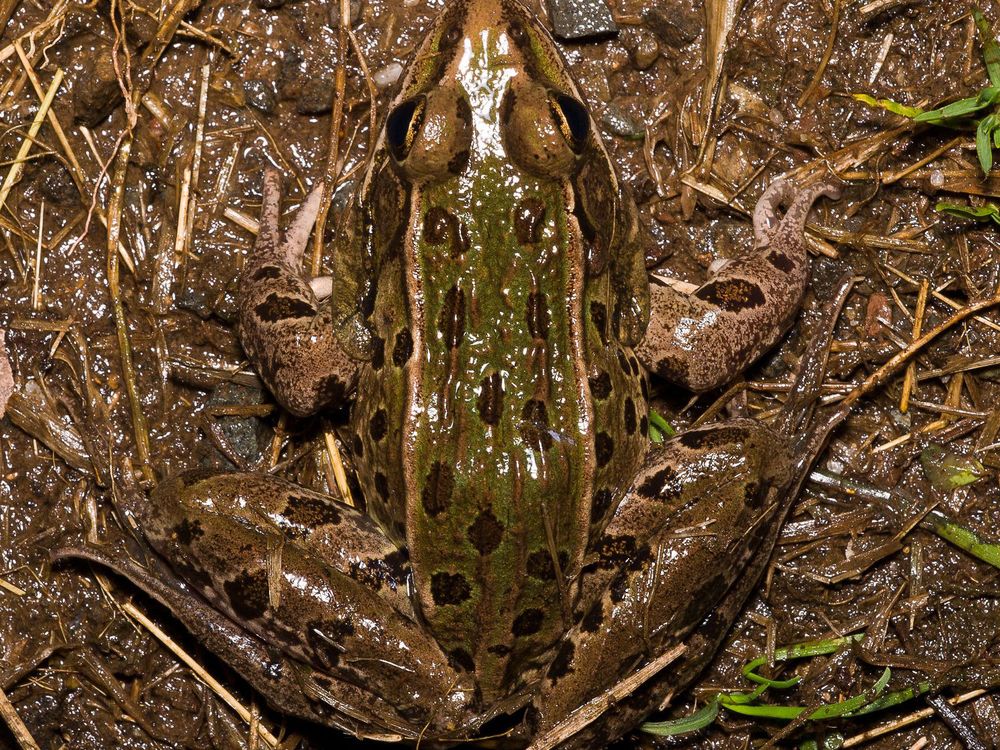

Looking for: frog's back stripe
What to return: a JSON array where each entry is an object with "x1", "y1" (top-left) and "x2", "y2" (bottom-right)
[{"x1": 636, "y1": 180, "x2": 840, "y2": 392}]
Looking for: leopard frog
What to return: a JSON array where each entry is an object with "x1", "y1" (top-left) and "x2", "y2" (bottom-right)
[{"x1": 76, "y1": 0, "x2": 838, "y2": 746}]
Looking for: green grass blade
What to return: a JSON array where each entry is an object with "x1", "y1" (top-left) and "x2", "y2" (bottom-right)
[
  {"x1": 974, "y1": 7, "x2": 1000, "y2": 87},
  {"x1": 978, "y1": 115, "x2": 995, "y2": 173},
  {"x1": 640, "y1": 698, "x2": 719, "y2": 736},
  {"x1": 852, "y1": 93, "x2": 923, "y2": 119}
]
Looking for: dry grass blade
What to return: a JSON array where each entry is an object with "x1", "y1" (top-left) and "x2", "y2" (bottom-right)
[
  {"x1": 4, "y1": 389, "x2": 88, "y2": 471},
  {"x1": 0, "y1": 67, "x2": 63, "y2": 216},
  {"x1": 0, "y1": 328, "x2": 12, "y2": 419}
]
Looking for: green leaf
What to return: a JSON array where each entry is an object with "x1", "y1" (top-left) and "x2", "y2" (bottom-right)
[
  {"x1": 977, "y1": 114, "x2": 997, "y2": 173},
  {"x1": 974, "y1": 7, "x2": 1000, "y2": 88},
  {"x1": 641, "y1": 697, "x2": 719, "y2": 736},
  {"x1": 935, "y1": 201, "x2": 1000, "y2": 223},
  {"x1": 719, "y1": 668, "x2": 892, "y2": 721},
  {"x1": 920, "y1": 443, "x2": 987, "y2": 490},
  {"x1": 913, "y1": 94, "x2": 992, "y2": 123},
  {"x1": 647, "y1": 410, "x2": 675, "y2": 443},
  {"x1": 852, "y1": 93, "x2": 923, "y2": 119}
]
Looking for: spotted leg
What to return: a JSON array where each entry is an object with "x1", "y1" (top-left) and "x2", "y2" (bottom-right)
[
  {"x1": 527, "y1": 419, "x2": 792, "y2": 744},
  {"x1": 635, "y1": 179, "x2": 840, "y2": 392},
  {"x1": 131, "y1": 469, "x2": 478, "y2": 737},
  {"x1": 238, "y1": 169, "x2": 359, "y2": 417}
]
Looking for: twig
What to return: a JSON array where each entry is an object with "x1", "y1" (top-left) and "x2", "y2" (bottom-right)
[
  {"x1": 797, "y1": 0, "x2": 840, "y2": 107},
  {"x1": 0, "y1": 685, "x2": 41, "y2": 750},
  {"x1": 105, "y1": 138, "x2": 153, "y2": 482},
  {"x1": 899, "y1": 278, "x2": 928, "y2": 413}
]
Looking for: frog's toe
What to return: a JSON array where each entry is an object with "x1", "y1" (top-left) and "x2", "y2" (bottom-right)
[{"x1": 282, "y1": 181, "x2": 325, "y2": 263}]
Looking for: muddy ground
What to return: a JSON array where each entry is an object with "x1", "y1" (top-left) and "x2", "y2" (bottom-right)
[{"x1": 2, "y1": 0, "x2": 1000, "y2": 747}]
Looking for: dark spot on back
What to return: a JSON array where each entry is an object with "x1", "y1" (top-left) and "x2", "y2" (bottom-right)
[
  {"x1": 477, "y1": 372, "x2": 504, "y2": 426},
  {"x1": 590, "y1": 488, "x2": 613, "y2": 525},
  {"x1": 374, "y1": 471, "x2": 390, "y2": 501},
  {"x1": 514, "y1": 197, "x2": 547, "y2": 245},
  {"x1": 547, "y1": 640, "x2": 575, "y2": 681},
  {"x1": 696, "y1": 278, "x2": 767, "y2": 312},
  {"x1": 392, "y1": 329, "x2": 413, "y2": 366},
  {"x1": 595, "y1": 432, "x2": 614, "y2": 468},
  {"x1": 640, "y1": 414, "x2": 649, "y2": 437},
  {"x1": 250, "y1": 265, "x2": 282, "y2": 282},
  {"x1": 488, "y1": 643, "x2": 512, "y2": 656},
  {"x1": 369, "y1": 408, "x2": 388, "y2": 441},
  {"x1": 512, "y1": 608, "x2": 544, "y2": 636},
  {"x1": 370, "y1": 335, "x2": 385, "y2": 370},
  {"x1": 623, "y1": 397, "x2": 637, "y2": 435},
  {"x1": 526, "y1": 291, "x2": 550, "y2": 340},
  {"x1": 224, "y1": 569, "x2": 270, "y2": 621},
  {"x1": 424, "y1": 206, "x2": 452, "y2": 244},
  {"x1": 766, "y1": 249, "x2": 795, "y2": 273},
  {"x1": 610, "y1": 576, "x2": 628, "y2": 603},
  {"x1": 439, "y1": 286, "x2": 466, "y2": 348},
  {"x1": 431, "y1": 571, "x2": 472, "y2": 605},
  {"x1": 254, "y1": 293, "x2": 314, "y2": 323},
  {"x1": 448, "y1": 647, "x2": 475, "y2": 672},
  {"x1": 580, "y1": 600, "x2": 604, "y2": 633},
  {"x1": 352, "y1": 432, "x2": 363, "y2": 457},
  {"x1": 422, "y1": 461, "x2": 454, "y2": 517},
  {"x1": 678, "y1": 425, "x2": 745, "y2": 450},
  {"x1": 588, "y1": 370, "x2": 612, "y2": 400},
  {"x1": 590, "y1": 301, "x2": 608, "y2": 344},
  {"x1": 519, "y1": 399, "x2": 552, "y2": 451},
  {"x1": 467, "y1": 509, "x2": 504, "y2": 555}
]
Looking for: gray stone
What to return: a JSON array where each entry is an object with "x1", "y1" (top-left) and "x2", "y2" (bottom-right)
[{"x1": 546, "y1": 0, "x2": 617, "y2": 40}]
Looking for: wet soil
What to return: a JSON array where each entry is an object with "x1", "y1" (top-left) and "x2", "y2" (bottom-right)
[{"x1": 2, "y1": 0, "x2": 1000, "y2": 748}]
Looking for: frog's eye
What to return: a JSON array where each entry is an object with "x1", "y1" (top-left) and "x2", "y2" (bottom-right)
[
  {"x1": 550, "y1": 93, "x2": 590, "y2": 152},
  {"x1": 386, "y1": 96, "x2": 426, "y2": 162}
]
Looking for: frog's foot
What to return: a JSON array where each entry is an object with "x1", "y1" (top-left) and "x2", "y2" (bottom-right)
[
  {"x1": 753, "y1": 177, "x2": 842, "y2": 248},
  {"x1": 527, "y1": 420, "x2": 792, "y2": 746},
  {"x1": 238, "y1": 168, "x2": 359, "y2": 417},
  {"x1": 635, "y1": 176, "x2": 840, "y2": 393}
]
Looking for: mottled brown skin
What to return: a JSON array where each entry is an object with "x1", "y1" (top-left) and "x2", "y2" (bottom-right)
[{"x1": 69, "y1": 1, "x2": 841, "y2": 746}]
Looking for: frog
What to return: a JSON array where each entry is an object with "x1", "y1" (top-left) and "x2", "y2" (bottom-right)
[{"x1": 65, "y1": 0, "x2": 840, "y2": 746}]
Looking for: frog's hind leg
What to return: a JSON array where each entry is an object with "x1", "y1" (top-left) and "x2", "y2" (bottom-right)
[
  {"x1": 137, "y1": 469, "x2": 478, "y2": 737},
  {"x1": 635, "y1": 179, "x2": 840, "y2": 393},
  {"x1": 238, "y1": 169, "x2": 359, "y2": 417},
  {"x1": 527, "y1": 419, "x2": 791, "y2": 744}
]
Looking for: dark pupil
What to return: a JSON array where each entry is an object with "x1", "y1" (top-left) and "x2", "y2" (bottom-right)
[
  {"x1": 387, "y1": 98, "x2": 419, "y2": 158},
  {"x1": 556, "y1": 94, "x2": 589, "y2": 146}
]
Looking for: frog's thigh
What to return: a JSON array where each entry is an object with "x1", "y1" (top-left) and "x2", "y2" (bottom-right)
[
  {"x1": 635, "y1": 180, "x2": 838, "y2": 393},
  {"x1": 532, "y1": 420, "x2": 790, "y2": 734},
  {"x1": 238, "y1": 169, "x2": 358, "y2": 418},
  {"x1": 149, "y1": 470, "x2": 473, "y2": 734}
]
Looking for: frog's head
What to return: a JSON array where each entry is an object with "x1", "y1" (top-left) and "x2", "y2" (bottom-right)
[{"x1": 383, "y1": 0, "x2": 600, "y2": 184}]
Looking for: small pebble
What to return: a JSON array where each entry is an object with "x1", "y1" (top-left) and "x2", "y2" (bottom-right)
[
  {"x1": 374, "y1": 62, "x2": 403, "y2": 90},
  {"x1": 546, "y1": 0, "x2": 616, "y2": 39},
  {"x1": 643, "y1": 7, "x2": 700, "y2": 47},
  {"x1": 601, "y1": 102, "x2": 643, "y2": 140},
  {"x1": 296, "y1": 78, "x2": 333, "y2": 115},
  {"x1": 244, "y1": 79, "x2": 277, "y2": 114},
  {"x1": 625, "y1": 30, "x2": 660, "y2": 70}
]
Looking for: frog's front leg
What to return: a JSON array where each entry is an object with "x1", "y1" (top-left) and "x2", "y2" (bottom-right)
[
  {"x1": 635, "y1": 179, "x2": 840, "y2": 392},
  {"x1": 238, "y1": 169, "x2": 360, "y2": 417},
  {"x1": 142, "y1": 470, "x2": 477, "y2": 737},
  {"x1": 527, "y1": 420, "x2": 792, "y2": 743}
]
